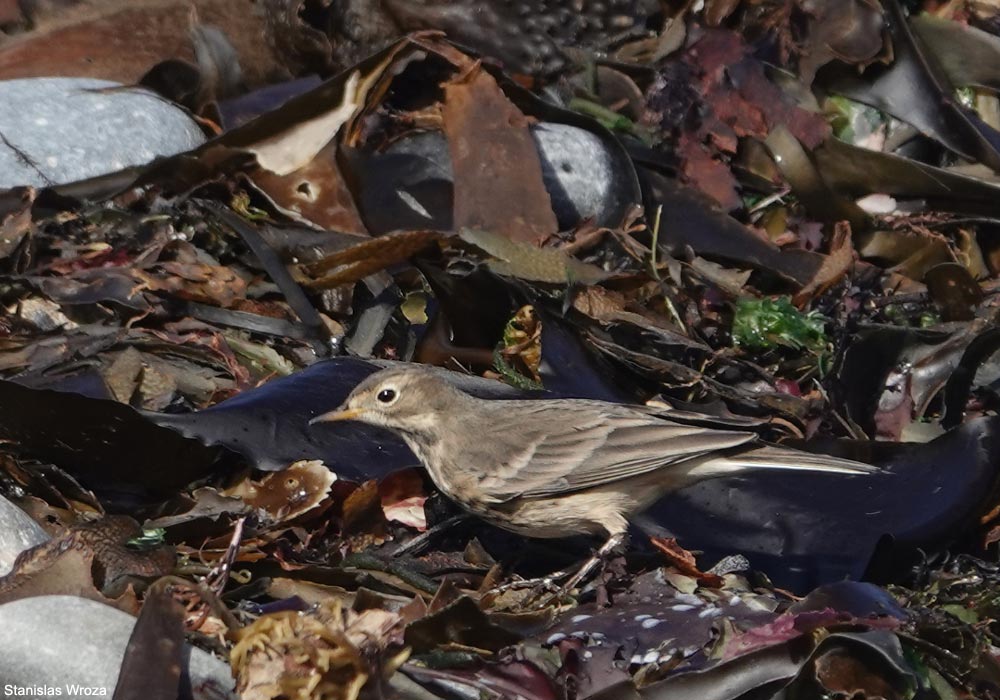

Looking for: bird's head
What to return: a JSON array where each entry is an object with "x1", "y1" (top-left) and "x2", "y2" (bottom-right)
[{"x1": 309, "y1": 366, "x2": 460, "y2": 433}]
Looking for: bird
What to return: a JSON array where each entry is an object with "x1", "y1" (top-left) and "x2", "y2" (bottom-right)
[{"x1": 310, "y1": 365, "x2": 878, "y2": 594}]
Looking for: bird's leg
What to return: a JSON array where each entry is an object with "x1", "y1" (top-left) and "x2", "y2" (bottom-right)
[
  {"x1": 502, "y1": 533, "x2": 627, "y2": 607},
  {"x1": 487, "y1": 533, "x2": 627, "y2": 602},
  {"x1": 555, "y1": 531, "x2": 627, "y2": 597},
  {"x1": 488, "y1": 564, "x2": 578, "y2": 594}
]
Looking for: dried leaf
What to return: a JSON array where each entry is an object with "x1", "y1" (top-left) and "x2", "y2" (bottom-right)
[
  {"x1": 225, "y1": 460, "x2": 335, "y2": 523},
  {"x1": 792, "y1": 221, "x2": 855, "y2": 307},
  {"x1": 443, "y1": 64, "x2": 558, "y2": 244},
  {"x1": 231, "y1": 599, "x2": 405, "y2": 700},
  {"x1": 459, "y1": 228, "x2": 610, "y2": 284},
  {"x1": 650, "y1": 536, "x2": 724, "y2": 587}
]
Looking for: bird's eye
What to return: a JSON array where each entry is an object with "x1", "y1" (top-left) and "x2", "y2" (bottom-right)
[{"x1": 377, "y1": 388, "x2": 397, "y2": 404}]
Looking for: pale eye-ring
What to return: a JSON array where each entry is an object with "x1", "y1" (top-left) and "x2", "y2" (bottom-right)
[{"x1": 377, "y1": 388, "x2": 398, "y2": 404}]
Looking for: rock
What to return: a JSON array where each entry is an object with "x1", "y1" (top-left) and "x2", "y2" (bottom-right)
[
  {"x1": 352, "y1": 122, "x2": 636, "y2": 233},
  {"x1": 0, "y1": 78, "x2": 205, "y2": 189},
  {"x1": 0, "y1": 595, "x2": 235, "y2": 698},
  {"x1": 531, "y1": 122, "x2": 631, "y2": 231},
  {"x1": 0, "y1": 495, "x2": 49, "y2": 576}
]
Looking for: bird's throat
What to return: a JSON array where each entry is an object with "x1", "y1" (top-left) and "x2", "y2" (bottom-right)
[{"x1": 394, "y1": 424, "x2": 439, "y2": 472}]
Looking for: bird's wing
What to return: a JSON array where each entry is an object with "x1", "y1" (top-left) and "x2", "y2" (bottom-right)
[
  {"x1": 628, "y1": 402, "x2": 769, "y2": 429},
  {"x1": 477, "y1": 402, "x2": 759, "y2": 501},
  {"x1": 689, "y1": 444, "x2": 879, "y2": 477}
]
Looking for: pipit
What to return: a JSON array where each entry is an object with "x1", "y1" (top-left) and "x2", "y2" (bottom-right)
[{"x1": 311, "y1": 366, "x2": 876, "y2": 593}]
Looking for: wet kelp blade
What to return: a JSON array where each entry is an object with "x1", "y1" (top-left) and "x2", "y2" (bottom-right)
[
  {"x1": 0, "y1": 379, "x2": 221, "y2": 496},
  {"x1": 650, "y1": 416, "x2": 1000, "y2": 591}
]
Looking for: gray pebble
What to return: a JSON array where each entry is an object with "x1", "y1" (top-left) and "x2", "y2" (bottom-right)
[
  {"x1": 0, "y1": 495, "x2": 49, "y2": 576},
  {"x1": 0, "y1": 78, "x2": 204, "y2": 188},
  {"x1": 0, "y1": 595, "x2": 235, "y2": 699}
]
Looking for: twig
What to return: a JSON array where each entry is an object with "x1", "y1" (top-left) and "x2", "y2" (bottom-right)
[{"x1": 649, "y1": 204, "x2": 687, "y2": 334}]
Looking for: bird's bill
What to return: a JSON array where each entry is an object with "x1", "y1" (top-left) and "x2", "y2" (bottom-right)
[{"x1": 309, "y1": 407, "x2": 363, "y2": 425}]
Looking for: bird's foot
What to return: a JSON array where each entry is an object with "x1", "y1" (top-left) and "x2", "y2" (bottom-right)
[
  {"x1": 486, "y1": 533, "x2": 628, "y2": 609},
  {"x1": 530, "y1": 532, "x2": 627, "y2": 608},
  {"x1": 487, "y1": 566, "x2": 575, "y2": 597}
]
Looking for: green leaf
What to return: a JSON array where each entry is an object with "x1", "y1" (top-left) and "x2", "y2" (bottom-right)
[
  {"x1": 732, "y1": 297, "x2": 827, "y2": 353},
  {"x1": 940, "y1": 603, "x2": 979, "y2": 624},
  {"x1": 128, "y1": 528, "x2": 166, "y2": 548}
]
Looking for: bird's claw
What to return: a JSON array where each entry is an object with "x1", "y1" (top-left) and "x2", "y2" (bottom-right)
[
  {"x1": 488, "y1": 570, "x2": 570, "y2": 597},
  {"x1": 487, "y1": 534, "x2": 627, "y2": 608}
]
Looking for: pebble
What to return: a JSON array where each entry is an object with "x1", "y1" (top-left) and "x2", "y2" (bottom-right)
[
  {"x1": 0, "y1": 78, "x2": 205, "y2": 188},
  {"x1": 0, "y1": 595, "x2": 235, "y2": 698},
  {"x1": 0, "y1": 495, "x2": 49, "y2": 576}
]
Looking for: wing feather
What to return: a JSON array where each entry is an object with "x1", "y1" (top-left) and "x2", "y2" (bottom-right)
[{"x1": 477, "y1": 402, "x2": 758, "y2": 500}]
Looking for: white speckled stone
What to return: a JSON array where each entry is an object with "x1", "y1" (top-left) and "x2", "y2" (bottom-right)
[
  {"x1": 0, "y1": 495, "x2": 49, "y2": 576},
  {"x1": 0, "y1": 78, "x2": 205, "y2": 188},
  {"x1": 531, "y1": 123, "x2": 621, "y2": 228},
  {"x1": 0, "y1": 595, "x2": 235, "y2": 699}
]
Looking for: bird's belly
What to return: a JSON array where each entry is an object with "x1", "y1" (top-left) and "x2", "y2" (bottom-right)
[{"x1": 471, "y1": 490, "x2": 634, "y2": 539}]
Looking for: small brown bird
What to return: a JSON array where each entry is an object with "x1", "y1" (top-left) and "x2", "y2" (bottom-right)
[{"x1": 311, "y1": 366, "x2": 876, "y2": 591}]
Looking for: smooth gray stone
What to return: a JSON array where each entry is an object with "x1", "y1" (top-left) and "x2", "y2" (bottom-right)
[
  {"x1": 531, "y1": 122, "x2": 623, "y2": 229},
  {"x1": 0, "y1": 595, "x2": 235, "y2": 699},
  {"x1": 0, "y1": 78, "x2": 205, "y2": 188},
  {"x1": 0, "y1": 495, "x2": 48, "y2": 576}
]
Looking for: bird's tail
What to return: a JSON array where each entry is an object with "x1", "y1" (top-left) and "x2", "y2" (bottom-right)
[{"x1": 687, "y1": 444, "x2": 879, "y2": 478}]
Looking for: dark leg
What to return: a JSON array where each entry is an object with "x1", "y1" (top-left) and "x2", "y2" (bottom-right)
[
  {"x1": 392, "y1": 514, "x2": 471, "y2": 557},
  {"x1": 554, "y1": 532, "x2": 626, "y2": 597},
  {"x1": 489, "y1": 532, "x2": 628, "y2": 605},
  {"x1": 487, "y1": 564, "x2": 577, "y2": 595}
]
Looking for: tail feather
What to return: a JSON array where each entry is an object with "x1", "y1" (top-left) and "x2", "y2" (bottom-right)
[{"x1": 686, "y1": 444, "x2": 879, "y2": 478}]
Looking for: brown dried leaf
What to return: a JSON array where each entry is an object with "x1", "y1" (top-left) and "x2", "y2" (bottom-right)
[
  {"x1": 103, "y1": 346, "x2": 144, "y2": 404},
  {"x1": 798, "y1": 0, "x2": 887, "y2": 83},
  {"x1": 679, "y1": 134, "x2": 742, "y2": 212},
  {"x1": 857, "y1": 227, "x2": 954, "y2": 280},
  {"x1": 0, "y1": 516, "x2": 174, "y2": 611},
  {"x1": 144, "y1": 486, "x2": 250, "y2": 530},
  {"x1": 705, "y1": 0, "x2": 741, "y2": 26},
  {"x1": 924, "y1": 262, "x2": 983, "y2": 322},
  {"x1": 686, "y1": 30, "x2": 832, "y2": 149},
  {"x1": 690, "y1": 256, "x2": 752, "y2": 296},
  {"x1": 459, "y1": 228, "x2": 610, "y2": 285},
  {"x1": 137, "y1": 360, "x2": 179, "y2": 410},
  {"x1": 225, "y1": 460, "x2": 335, "y2": 524},
  {"x1": 267, "y1": 577, "x2": 354, "y2": 607},
  {"x1": 814, "y1": 647, "x2": 901, "y2": 699},
  {"x1": 0, "y1": 186, "x2": 33, "y2": 262},
  {"x1": 250, "y1": 140, "x2": 369, "y2": 232},
  {"x1": 31, "y1": 269, "x2": 151, "y2": 310},
  {"x1": 181, "y1": 34, "x2": 409, "y2": 183},
  {"x1": 0, "y1": 0, "x2": 321, "y2": 88},
  {"x1": 304, "y1": 229, "x2": 442, "y2": 289},
  {"x1": 649, "y1": 536, "x2": 724, "y2": 588},
  {"x1": 404, "y1": 595, "x2": 521, "y2": 653},
  {"x1": 342, "y1": 480, "x2": 389, "y2": 549},
  {"x1": 500, "y1": 305, "x2": 542, "y2": 382},
  {"x1": 141, "y1": 260, "x2": 248, "y2": 307},
  {"x1": 792, "y1": 221, "x2": 855, "y2": 307},
  {"x1": 572, "y1": 285, "x2": 630, "y2": 322},
  {"x1": 443, "y1": 64, "x2": 557, "y2": 244}
]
